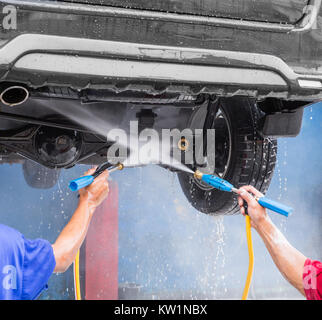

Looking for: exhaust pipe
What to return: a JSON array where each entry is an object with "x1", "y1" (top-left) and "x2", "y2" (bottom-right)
[{"x1": 0, "y1": 86, "x2": 29, "y2": 106}]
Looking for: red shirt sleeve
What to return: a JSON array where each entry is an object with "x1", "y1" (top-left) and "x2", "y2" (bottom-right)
[{"x1": 303, "y1": 258, "x2": 322, "y2": 300}]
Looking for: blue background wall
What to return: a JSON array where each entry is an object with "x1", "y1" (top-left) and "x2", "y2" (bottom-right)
[{"x1": 0, "y1": 103, "x2": 321, "y2": 299}]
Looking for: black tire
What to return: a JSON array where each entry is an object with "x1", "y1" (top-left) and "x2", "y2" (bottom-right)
[
  {"x1": 22, "y1": 160, "x2": 61, "y2": 189},
  {"x1": 177, "y1": 97, "x2": 277, "y2": 215}
]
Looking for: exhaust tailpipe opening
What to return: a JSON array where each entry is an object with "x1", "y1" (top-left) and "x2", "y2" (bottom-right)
[{"x1": 0, "y1": 86, "x2": 29, "y2": 107}]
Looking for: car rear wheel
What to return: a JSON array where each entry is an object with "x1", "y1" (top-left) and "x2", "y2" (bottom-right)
[{"x1": 177, "y1": 96, "x2": 277, "y2": 215}]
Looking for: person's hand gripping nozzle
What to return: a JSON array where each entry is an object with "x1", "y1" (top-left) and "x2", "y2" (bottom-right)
[
  {"x1": 69, "y1": 163, "x2": 124, "y2": 192},
  {"x1": 193, "y1": 170, "x2": 293, "y2": 217}
]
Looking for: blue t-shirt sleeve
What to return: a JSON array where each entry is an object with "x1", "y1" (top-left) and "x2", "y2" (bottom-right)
[{"x1": 21, "y1": 237, "x2": 56, "y2": 300}]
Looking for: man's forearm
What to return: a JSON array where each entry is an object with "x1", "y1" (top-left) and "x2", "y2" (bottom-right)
[
  {"x1": 52, "y1": 198, "x2": 93, "y2": 272},
  {"x1": 256, "y1": 217, "x2": 307, "y2": 296}
]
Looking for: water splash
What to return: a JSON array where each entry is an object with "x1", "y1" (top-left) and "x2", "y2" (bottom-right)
[{"x1": 41, "y1": 99, "x2": 194, "y2": 174}]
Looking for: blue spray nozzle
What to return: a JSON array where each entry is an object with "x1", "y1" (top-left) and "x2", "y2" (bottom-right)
[
  {"x1": 69, "y1": 175, "x2": 94, "y2": 192},
  {"x1": 201, "y1": 174, "x2": 234, "y2": 192},
  {"x1": 194, "y1": 170, "x2": 292, "y2": 217},
  {"x1": 68, "y1": 163, "x2": 124, "y2": 191}
]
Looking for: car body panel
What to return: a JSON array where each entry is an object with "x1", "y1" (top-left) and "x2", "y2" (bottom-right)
[
  {"x1": 0, "y1": 0, "x2": 321, "y2": 100},
  {"x1": 60, "y1": 0, "x2": 308, "y2": 24}
]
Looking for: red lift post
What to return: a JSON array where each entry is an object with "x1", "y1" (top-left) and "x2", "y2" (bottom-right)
[{"x1": 80, "y1": 181, "x2": 119, "y2": 300}]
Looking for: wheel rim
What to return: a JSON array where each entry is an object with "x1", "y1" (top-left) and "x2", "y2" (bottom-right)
[{"x1": 193, "y1": 106, "x2": 232, "y2": 191}]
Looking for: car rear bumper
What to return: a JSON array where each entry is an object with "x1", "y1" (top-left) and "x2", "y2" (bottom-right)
[
  {"x1": 1, "y1": 0, "x2": 322, "y2": 100},
  {"x1": 1, "y1": 33, "x2": 322, "y2": 100}
]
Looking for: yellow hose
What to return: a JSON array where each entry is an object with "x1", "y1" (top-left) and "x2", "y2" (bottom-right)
[
  {"x1": 73, "y1": 249, "x2": 81, "y2": 300},
  {"x1": 73, "y1": 217, "x2": 253, "y2": 300},
  {"x1": 242, "y1": 215, "x2": 254, "y2": 300}
]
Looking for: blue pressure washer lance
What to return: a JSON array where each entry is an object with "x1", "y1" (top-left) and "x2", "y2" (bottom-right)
[
  {"x1": 193, "y1": 170, "x2": 292, "y2": 299},
  {"x1": 69, "y1": 162, "x2": 124, "y2": 192},
  {"x1": 193, "y1": 170, "x2": 293, "y2": 217}
]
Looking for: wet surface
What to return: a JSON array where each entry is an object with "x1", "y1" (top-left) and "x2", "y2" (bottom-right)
[
  {"x1": 0, "y1": 103, "x2": 321, "y2": 299},
  {"x1": 59, "y1": 0, "x2": 307, "y2": 24}
]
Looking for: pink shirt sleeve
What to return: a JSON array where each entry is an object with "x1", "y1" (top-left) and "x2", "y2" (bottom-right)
[{"x1": 303, "y1": 258, "x2": 322, "y2": 300}]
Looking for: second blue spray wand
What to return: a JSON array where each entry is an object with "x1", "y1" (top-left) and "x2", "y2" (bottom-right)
[{"x1": 193, "y1": 170, "x2": 293, "y2": 217}]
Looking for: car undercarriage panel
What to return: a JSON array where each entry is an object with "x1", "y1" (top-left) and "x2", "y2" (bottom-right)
[{"x1": 0, "y1": 97, "x2": 195, "y2": 168}]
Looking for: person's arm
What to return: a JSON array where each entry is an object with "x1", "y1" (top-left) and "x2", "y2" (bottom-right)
[
  {"x1": 52, "y1": 168, "x2": 109, "y2": 273},
  {"x1": 237, "y1": 186, "x2": 307, "y2": 296}
]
